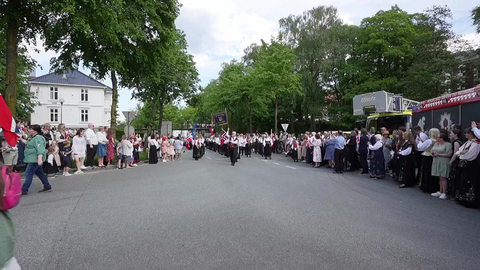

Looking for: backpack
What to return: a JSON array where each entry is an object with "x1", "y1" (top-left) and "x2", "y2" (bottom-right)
[{"x1": 1, "y1": 167, "x2": 22, "y2": 210}]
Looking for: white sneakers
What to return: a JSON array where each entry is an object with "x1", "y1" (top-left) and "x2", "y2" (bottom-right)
[
  {"x1": 74, "y1": 170, "x2": 84, "y2": 175},
  {"x1": 80, "y1": 165, "x2": 87, "y2": 170},
  {"x1": 431, "y1": 192, "x2": 448, "y2": 200},
  {"x1": 62, "y1": 172, "x2": 72, "y2": 176}
]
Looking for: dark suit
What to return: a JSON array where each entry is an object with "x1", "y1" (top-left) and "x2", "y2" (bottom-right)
[
  {"x1": 359, "y1": 135, "x2": 369, "y2": 174},
  {"x1": 346, "y1": 138, "x2": 358, "y2": 171}
]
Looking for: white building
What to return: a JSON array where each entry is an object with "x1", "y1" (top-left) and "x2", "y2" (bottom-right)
[{"x1": 29, "y1": 70, "x2": 113, "y2": 128}]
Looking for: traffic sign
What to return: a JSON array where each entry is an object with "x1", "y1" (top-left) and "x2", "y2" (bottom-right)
[
  {"x1": 124, "y1": 125, "x2": 135, "y2": 137},
  {"x1": 281, "y1": 123, "x2": 289, "y2": 132}
]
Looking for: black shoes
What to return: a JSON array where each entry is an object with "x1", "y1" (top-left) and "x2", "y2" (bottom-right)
[{"x1": 38, "y1": 187, "x2": 52, "y2": 193}]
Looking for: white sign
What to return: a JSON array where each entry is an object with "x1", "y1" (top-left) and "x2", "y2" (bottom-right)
[
  {"x1": 281, "y1": 123, "x2": 289, "y2": 132},
  {"x1": 124, "y1": 125, "x2": 135, "y2": 137},
  {"x1": 122, "y1": 111, "x2": 136, "y2": 123}
]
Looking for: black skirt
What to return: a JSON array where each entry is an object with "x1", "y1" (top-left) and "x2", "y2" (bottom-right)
[
  {"x1": 264, "y1": 143, "x2": 272, "y2": 157},
  {"x1": 419, "y1": 156, "x2": 439, "y2": 193},
  {"x1": 149, "y1": 145, "x2": 158, "y2": 164}
]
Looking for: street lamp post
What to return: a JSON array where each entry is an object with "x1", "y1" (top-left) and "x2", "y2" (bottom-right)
[{"x1": 59, "y1": 98, "x2": 65, "y2": 123}]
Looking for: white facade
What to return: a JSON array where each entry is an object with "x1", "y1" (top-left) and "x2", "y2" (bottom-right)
[{"x1": 29, "y1": 82, "x2": 112, "y2": 128}]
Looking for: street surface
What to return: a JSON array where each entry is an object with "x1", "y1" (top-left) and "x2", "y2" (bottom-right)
[{"x1": 12, "y1": 150, "x2": 480, "y2": 270}]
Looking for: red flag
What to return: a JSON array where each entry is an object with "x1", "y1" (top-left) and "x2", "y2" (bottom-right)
[
  {"x1": 0, "y1": 95, "x2": 18, "y2": 146},
  {"x1": 220, "y1": 130, "x2": 226, "y2": 146}
]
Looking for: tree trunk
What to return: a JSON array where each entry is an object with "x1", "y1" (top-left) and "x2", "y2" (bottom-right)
[
  {"x1": 157, "y1": 89, "x2": 166, "y2": 135},
  {"x1": 147, "y1": 95, "x2": 158, "y2": 135},
  {"x1": 309, "y1": 113, "x2": 315, "y2": 131},
  {"x1": 5, "y1": 15, "x2": 19, "y2": 118},
  {"x1": 110, "y1": 70, "x2": 118, "y2": 137},
  {"x1": 249, "y1": 107, "x2": 253, "y2": 134},
  {"x1": 274, "y1": 100, "x2": 278, "y2": 135}
]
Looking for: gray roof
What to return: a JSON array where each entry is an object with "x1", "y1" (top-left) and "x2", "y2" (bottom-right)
[{"x1": 29, "y1": 70, "x2": 113, "y2": 92}]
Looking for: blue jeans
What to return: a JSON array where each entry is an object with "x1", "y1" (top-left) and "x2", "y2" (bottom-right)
[{"x1": 22, "y1": 163, "x2": 51, "y2": 193}]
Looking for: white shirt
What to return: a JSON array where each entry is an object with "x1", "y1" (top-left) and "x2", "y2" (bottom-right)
[
  {"x1": 417, "y1": 139, "x2": 433, "y2": 152},
  {"x1": 473, "y1": 127, "x2": 480, "y2": 139},
  {"x1": 263, "y1": 137, "x2": 272, "y2": 146},
  {"x1": 96, "y1": 131, "x2": 108, "y2": 145},
  {"x1": 230, "y1": 136, "x2": 239, "y2": 145},
  {"x1": 85, "y1": 128, "x2": 98, "y2": 145},
  {"x1": 368, "y1": 141, "x2": 383, "y2": 151},
  {"x1": 456, "y1": 140, "x2": 480, "y2": 161},
  {"x1": 239, "y1": 137, "x2": 246, "y2": 147}
]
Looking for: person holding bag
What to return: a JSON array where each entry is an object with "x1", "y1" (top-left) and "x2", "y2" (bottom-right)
[{"x1": 1, "y1": 165, "x2": 22, "y2": 270}]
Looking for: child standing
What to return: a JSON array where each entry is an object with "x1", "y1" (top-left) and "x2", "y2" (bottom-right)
[
  {"x1": 45, "y1": 146, "x2": 59, "y2": 178},
  {"x1": 62, "y1": 140, "x2": 73, "y2": 176}
]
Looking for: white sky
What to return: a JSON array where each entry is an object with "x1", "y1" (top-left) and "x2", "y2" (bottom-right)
[{"x1": 28, "y1": 0, "x2": 480, "y2": 120}]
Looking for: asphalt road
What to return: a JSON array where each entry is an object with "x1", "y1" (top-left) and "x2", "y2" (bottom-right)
[{"x1": 11, "y1": 149, "x2": 480, "y2": 270}]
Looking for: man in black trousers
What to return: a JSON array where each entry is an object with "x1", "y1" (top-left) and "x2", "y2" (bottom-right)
[{"x1": 358, "y1": 129, "x2": 369, "y2": 175}]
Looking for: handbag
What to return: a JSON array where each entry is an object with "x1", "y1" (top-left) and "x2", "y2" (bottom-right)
[{"x1": 458, "y1": 159, "x2": 467, "y2": 168}]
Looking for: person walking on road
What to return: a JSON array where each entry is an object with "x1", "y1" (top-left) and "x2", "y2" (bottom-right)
[
  {"x1": 1, "y1": 165, "x2": 21, "y2": 270},
  {"x1": 21, "y1": 124, "x2": 52, "y2": 195},
  {"x1": 229, "y1": 131, "x2": 239, "y2": 166}
]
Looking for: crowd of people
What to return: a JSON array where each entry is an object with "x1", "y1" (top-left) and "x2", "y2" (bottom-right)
[
  {"x1": 0, "y1": 122, "x2": 148, "y2": 196},
  {"x1": 204, "y1": 121, "x2": 480, "y2": 209}
]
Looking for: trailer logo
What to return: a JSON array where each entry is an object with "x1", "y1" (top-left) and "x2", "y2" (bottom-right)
[
  {"x1": 361, "y1": 96, "x2": 376, "y2": 103},
  {"x1": 439, "y1": 113, "x2": 452, "y2": 131}
]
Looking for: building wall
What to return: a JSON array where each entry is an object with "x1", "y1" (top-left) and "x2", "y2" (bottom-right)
[{"x1": 29, "y1": 83, "x2": 112, "y2": 128}]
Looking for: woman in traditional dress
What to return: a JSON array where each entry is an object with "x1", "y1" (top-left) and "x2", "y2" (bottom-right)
[
  {"x1": 368, "y1": 134, "x2": 385, "y2": 179},
  {"x1": 419, "y1": 128, "x2": 440, "y2": 193},
  {"x1": 453, "y1": 127, "x2": 480, "y2": 208},
  {"x1": 148, "y1": 135, "x2": 159, "y2": 164},
  {"x1": 430, "y1": 132, "x2": 452, "y2": 200},
  {"x1": 263, "y1": 132, "x2": 272, "y2": 160},
  {"x1": 106, "y1": 129, "x2": 115, "y2": 166},
  {"x1": 245, "y1": 134, "x2": 252, "y2": 157},
  {"x1": 398, "y1": 131, "x2": 417, "y2": 188},
  {"x1": 448, "y1": 129, "x2": 463, "y2": 197},
  {"x1": 312, "y1": 133, "x2": 322, "y2": 168},
  {"x1": 55, "y1": 123, "x2": 67, "y2": 168},
  {"x1": 392, "y1": 131, "x2": 405, "y2": 181},
  {"x1": 193, "y1": 137, "x2": 201, "y2": 161}
]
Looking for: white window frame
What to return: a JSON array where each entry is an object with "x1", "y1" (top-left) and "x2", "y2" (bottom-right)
[
  {"x1": 80, "y1": 109, "x2": 89, "y2": 123},
  {"x1": 49, "y1": 108, "x2": 59, "y2": 123},
  {"x1": 81, "y1": 88, "x2": 89, "y2": 102},
  {"x1": 50, "y1": 86, "x2": 58, "y2": 100}
]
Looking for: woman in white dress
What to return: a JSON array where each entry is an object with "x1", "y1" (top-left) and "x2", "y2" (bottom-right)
[
  {"x1": 313, "y1": 133, "x2": 323, "y2": 168},
  {"x1": 72, "y1": 128, "x2": 87, "y2": 174}
]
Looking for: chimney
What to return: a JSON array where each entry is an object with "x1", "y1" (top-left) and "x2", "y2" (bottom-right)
[{"x1": 62, "y1": 72, "x2": 67, "y2": 80}]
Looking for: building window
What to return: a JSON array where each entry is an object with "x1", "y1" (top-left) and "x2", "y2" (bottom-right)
[
  {"x1": 50, "y1": 87, "x2": 58, "y2": 100},
  {"x1": 50, "y1": 108, "x2": 58, "y2": 122},
  {"x1": 81, "y1": 89, "x2": 88, "y2": 101},
  {"x1": 80, "y1": 109, "x2": 89, "y2": 123}
]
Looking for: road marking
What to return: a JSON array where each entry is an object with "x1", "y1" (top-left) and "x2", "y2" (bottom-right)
[
  {"x1": 272, "y1": 162, "x2": 280, "y2": 165},
  {"x1": 286, "y1": 166, "x2": 296, "y2": 170},
  {"x1": 206, "y1": 156, "x2": 212, "y2": 160},
  {"x1": 262, "y1": 159, "x2": 268, "y2": 162},
  {"x1": 254, "y1": 157, "x2": 259, "y2": 160}
]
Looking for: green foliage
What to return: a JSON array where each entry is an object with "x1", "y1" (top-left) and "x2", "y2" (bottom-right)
[
  {"x1": 0, "y1": 27, "x2": 38, "y2": 120},
  {"x1": 472, "y1": 5, "x2": 480, "y2": 33}
]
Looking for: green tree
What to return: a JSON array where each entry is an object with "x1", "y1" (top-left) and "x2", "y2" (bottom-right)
[
  {"x1": 0, "y1": 27, "x2": 38, "y2": 120},
  {"x1": 44, "y1": 0, "x2": 180, "y2": 136},
  {"x1": 252, "y1": 39, "x2": 302, "y2": 134},
  {"x1": 279, "y1": 6, "x2": 347, "y2": 130},
  {"x1": 472, "y1": 5, "x2": 480, "y2": 33},
  {"x1": 0, "y1": 0, "x2": 46, "y2": 117}
]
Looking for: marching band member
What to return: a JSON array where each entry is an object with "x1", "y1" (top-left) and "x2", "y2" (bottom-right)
[
  {"x1": 239, "y1": 134, "x2": 246, "y2": 158},
  {"x1": 263, "y1": 132, "x2": 272, "y2": 160},
  {"x1": 229, "y1": 131, "x2": 239, "y2": 166},
  {"x1": 193, "y1": 135, "x2": 201, "y2": 161},
  {"x1": 245, "y1": 134, "x2": 252, "y2": 157}
]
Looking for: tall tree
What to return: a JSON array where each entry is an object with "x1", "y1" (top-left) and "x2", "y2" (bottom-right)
[
  {"x1": 0, "y1": 27, "x2": 38, "y2": 120},
  {"x1": 472, "y1": 5, "x2": 480, "y2": 33},
  {"x1": 0, "y1": 0, "x2": 45, "y2": 117},
  {"x1": 252, "y1": 39, "x2": 302, "y2": 134},
  {"x1": 279, "y1": 6, "x2": 346, "y2": 130},
  {"x1": 44, "y1": 0, "x2": 179, "y2": 135}
]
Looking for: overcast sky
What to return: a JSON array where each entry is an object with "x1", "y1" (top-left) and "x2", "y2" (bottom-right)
[{"x1": 28, "y1": 0, "x2": 479, "y2": 119}]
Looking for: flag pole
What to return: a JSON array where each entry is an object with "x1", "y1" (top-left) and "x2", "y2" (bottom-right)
[{"x1": 225, "y1": 108, "x2": 229, "y2": 131}]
